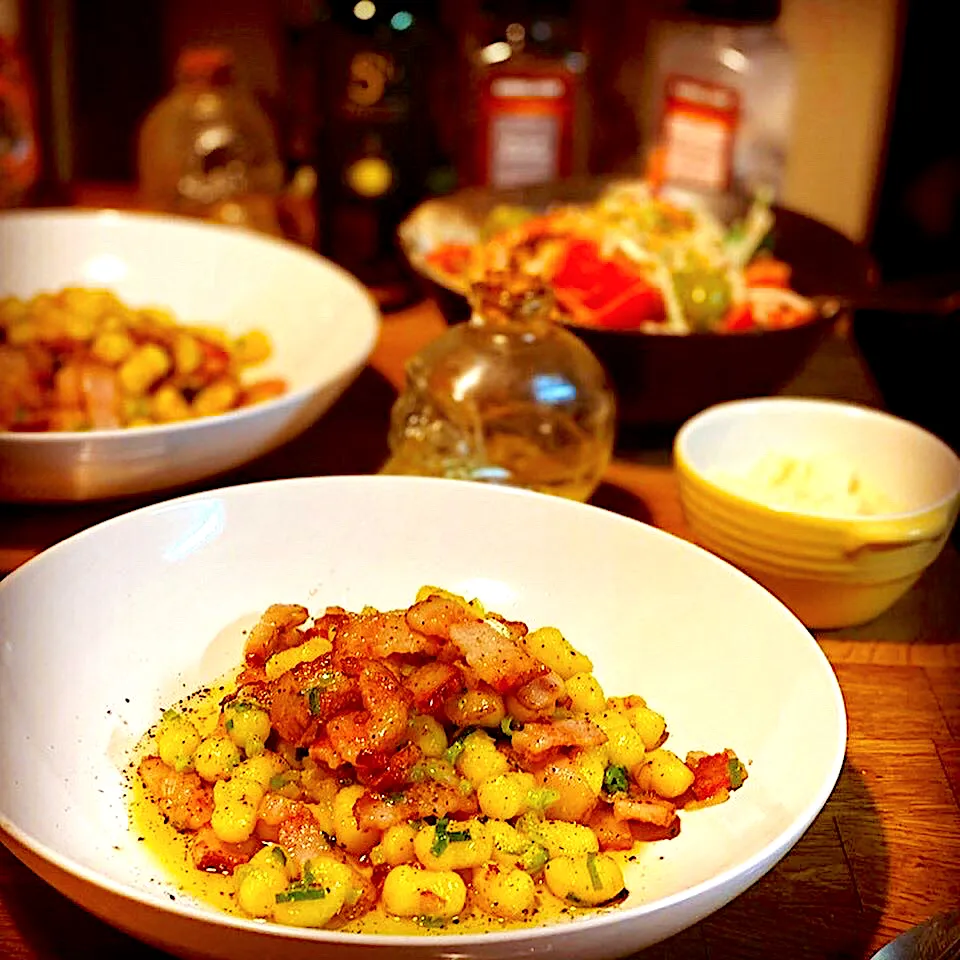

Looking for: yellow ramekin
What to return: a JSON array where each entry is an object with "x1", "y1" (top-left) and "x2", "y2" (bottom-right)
[{"x1": 674, "y1": 398, "x2": 960, "y2": 629}]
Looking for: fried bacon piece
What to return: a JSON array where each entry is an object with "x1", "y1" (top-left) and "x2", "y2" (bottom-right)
[
  {"x1": 239, "y1": 652, "x2": 360, "y2": 747},
  {"x1": 353, "y1": 780, "x2": 478, "y2": 833},
  {"x1": 256, "y1": 793, "x2": 306, "y2": 843},
  {"x1": 353, "y1": 741, "x2": 422, "y2": 792},
  {"x1": 308, "y1": 734, "x2": 346, "y2": 770},
  {"x1": 138, "y1": 756, "x2": 214, "y2": 831},
  {"x1": 243, "y1": 603, "x2": 310, "y2": 666},
  {"x1": 587, "y1": 805, "x2": 635, "y2": 851},
  {"x1": 405, "y1": 661, "x2": 465, "y2": 716},
  {"x1": 405, "y1": 595, "x2": 475, "y2": 640},
  {"x1": 277, "y1": 806, "x2": 334, "y2": 873},
  {"x1": 511, "y1": 717, "x2": 607, "y2": 765},
  {"x1": 687, "y1": 749, "x2": 747, "y2": 802},
  {"x1": 190, "y1": 826, "x2": 260, "y2": 874},
  {"x1": 629, "y1": 818, "x2": 682, "y2": 842},
  {"x1": 326, "y1": 658, "x2": 411, "y2": 765},
  {"x1": 509, "y1": 670, "x2": 565, "y2": 721},
  {"x1": 332, "y1": 608, "x2": 440, "y2": 661},
  {"x1": 613, "y1": 794, "x2": 679, "y2": 829},
  {"x1": 448, "y1": 619, "x2": 547, "y2": 694}
]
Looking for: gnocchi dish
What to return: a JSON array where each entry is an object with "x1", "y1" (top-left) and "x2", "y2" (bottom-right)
[
  {"x1": 132, "y1": 587, "x2": 747, "y2": 933},
  {"x1": 0, "y1": 286, "x2": 286, "y2": 431}
]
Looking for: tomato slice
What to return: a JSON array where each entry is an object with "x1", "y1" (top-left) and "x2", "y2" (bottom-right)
[
  {"x1": 551, "y1": 240, "x2": 665, "y2": 329},
  {"x1": 717, "y1": 303, "x2": 756, "y2": 333},
  {"x1": 689, "y1": 749, "x2": 747, "y2": 801},
  {"x1": 426, "y1": 243, "x2": 473, "y2": 279},
  {"x1": 744, "y1": 256, "x2": 792, "y2": 289}
]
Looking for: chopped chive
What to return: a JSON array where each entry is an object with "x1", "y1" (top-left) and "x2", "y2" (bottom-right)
[
  {"x1": 275, "y1": 887, "x2": 326, "y2": 903},
  {"x1": 430, "y1": 817, "x2": 471, "y2": 857},
  {"x1": 603, "y1": 764, "x2": 629, "y2": 795},
  {"x1": 525, "y1": 787, "x2": 559, "y2": 813},
  {"x1": 500, "y1": 715, "x2": 520, "y2": 736},
  {"x1": 443, "y1": 731, "x2": 471, "y2": 765},
  {"x1": 728, "y1": 757, "x2": 745, "y2": 790},
  {"x1": 431, "y1": 817, "x2": 450, "y2": 857},
  {"x1": 586, "y1": 853, "x2": 602, "y2": 890}
]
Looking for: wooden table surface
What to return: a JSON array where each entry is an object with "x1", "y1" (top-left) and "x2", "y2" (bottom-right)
[{"x1": 2, "y1": 289, "x2": 959, "y2": 959}]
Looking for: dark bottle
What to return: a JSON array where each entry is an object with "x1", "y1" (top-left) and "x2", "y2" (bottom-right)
[{"x1": 309, "y1": 0, "x2": 456, "y2": 310}]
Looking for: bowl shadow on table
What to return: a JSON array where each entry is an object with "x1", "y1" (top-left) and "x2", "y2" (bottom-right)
[
  {"x1": 223, "y1": 365, "x2": 395, "y2": 485},
  {"x1": 589, "y1": 480, "x2": 656, "y2": 526},
  {"x1": 0, "y1": 843, "x2": 170, "y2": 959},
  {"x1": 815, "y1": 538, "x2": 960, "y2": 644},
  {"x1": 634, "y1": 759, "x2": 889, "y2": 960}
]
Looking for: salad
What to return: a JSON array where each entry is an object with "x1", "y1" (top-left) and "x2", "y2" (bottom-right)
[{"x1": 424, "y1": 181, "x2": 813, "y2": 335}]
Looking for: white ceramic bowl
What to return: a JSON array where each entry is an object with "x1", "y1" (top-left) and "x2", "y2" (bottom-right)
[
  {"x1": 0, "y1": 209, "x2": 380, "y2": 502},
  {"x1": 675, "y1": 398, "x2": 960, "y2": 629},
  {"x1": 0, "y1": 476, "x2": 845, "y2": 960}
]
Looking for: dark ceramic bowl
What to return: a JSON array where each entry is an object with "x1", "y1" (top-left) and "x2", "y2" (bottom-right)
[{"x1": 398, "y1": 179, "x2": 876, "y2": 433}]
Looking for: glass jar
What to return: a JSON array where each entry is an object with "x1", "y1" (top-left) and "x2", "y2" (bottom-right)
[
  {"x1": 381, "y1": 275, "x2": 616, "y2": 501},
  {"x1": 137, "y1": 46, "x2": 284, "y2": 235}
]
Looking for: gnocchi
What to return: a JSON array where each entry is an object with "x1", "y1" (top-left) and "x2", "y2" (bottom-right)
[
  {"x1": 134, "y1": 587, "x2": 747, "y2": 932},
  {"x1": 0, "y1": 286, "x2": 286, "y2": 432}
]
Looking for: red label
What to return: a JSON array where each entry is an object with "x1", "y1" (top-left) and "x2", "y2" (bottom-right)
[
  {"x1": 476, "y1": 67, "x2": 575, "y2": 189},
  {"x1": 659, "y1": 74, "x2": 739, "y2": 192}
]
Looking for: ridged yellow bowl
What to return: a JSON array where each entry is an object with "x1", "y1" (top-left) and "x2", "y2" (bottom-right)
[{"x1": 674, "y1": 398, "x2": 960, "y2": 629}]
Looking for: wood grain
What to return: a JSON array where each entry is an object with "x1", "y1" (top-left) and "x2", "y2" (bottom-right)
[
  {"x1": 831, "y1": 664, "x2": 951, "y2": 740},
  {"x1": 1, "y1": 280, "x2": 958, "y2": 960},
  {"x1": 927, "y1": 669, "x2": 960, "y2": 737}
]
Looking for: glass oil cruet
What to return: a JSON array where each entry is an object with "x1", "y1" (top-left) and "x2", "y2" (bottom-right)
[{"x1": 381, "y1": 274, "x2": 617, "y2": 502}]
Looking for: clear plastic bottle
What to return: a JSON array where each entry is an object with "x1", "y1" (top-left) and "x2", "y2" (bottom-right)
[
  {"x1": 642, "y1": 0, "x2": 795, "y2": 201},
  {"x1": 137, "y1": 46, "x2": 284, "y2": 235},
  {"x1": 381, "y1": 275, "x2": 616, "y2": 502}
]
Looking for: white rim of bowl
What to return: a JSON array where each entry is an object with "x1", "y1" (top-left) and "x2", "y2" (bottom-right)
[{"x1": 0, "y1": 474, "x2": 848, "y2": 948}]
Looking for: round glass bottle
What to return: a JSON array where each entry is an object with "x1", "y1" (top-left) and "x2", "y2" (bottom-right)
[{"x1": 381, "y1": 275, "x2": 616, "y2": 502}]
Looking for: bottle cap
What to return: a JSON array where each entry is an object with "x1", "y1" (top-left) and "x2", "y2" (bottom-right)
[
  {"x1": 175, "y1": 46, "x2": 236, "y2": 85},
  {"x1": 684, "y1": 0, "x2": 781, "y2": 24}
]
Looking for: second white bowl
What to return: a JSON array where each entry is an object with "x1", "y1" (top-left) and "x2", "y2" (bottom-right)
[{"x1": 0, "y1": 209, "x2": 381, "y2": 502}]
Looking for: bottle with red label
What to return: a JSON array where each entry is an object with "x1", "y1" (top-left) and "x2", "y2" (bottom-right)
[
  {"x1": 0, "y1": 0, "x2": 39, "y2": 208},
  {"x1": 642, "y1": 0, "x2": 795, "y2": 201},
  {"x1": 470, "y1": 0, "x2": 585, "y2": 189}
]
